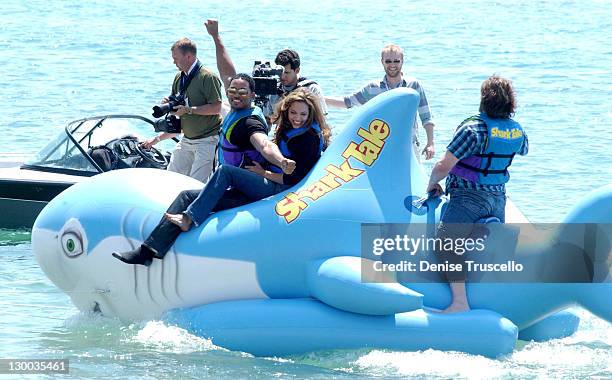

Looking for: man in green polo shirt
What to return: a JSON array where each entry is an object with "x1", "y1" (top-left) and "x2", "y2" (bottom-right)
[{"x1": 142, "y1": 37, "x2": 223, "y2": 182}]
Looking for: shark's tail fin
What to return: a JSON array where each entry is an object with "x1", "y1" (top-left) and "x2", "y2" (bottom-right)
[
  {"x1": 559, "y1": 185, "x2": 612, "y2": 322},
  {"x1": 562, "y1": 184, "x2": 612, "y2": 225},
  {"x1": 558, "y1": 185, "x2": 612, "y2": 282}
]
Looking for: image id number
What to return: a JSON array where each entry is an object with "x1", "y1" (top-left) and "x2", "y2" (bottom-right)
[{"x1": 0, "y1": 359, "x2": 69, "y2": 374}]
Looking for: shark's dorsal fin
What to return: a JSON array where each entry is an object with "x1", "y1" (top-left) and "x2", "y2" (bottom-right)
[{"x1": 273, "y1": 87, "x2": 427, "y2": 225}]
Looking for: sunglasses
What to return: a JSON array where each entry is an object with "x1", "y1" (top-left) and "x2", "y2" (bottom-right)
[
  {"x1": 227, "y1": 88, "x2": 250, "y2": 96},
  {"x1": 384, "y1": 59, "x2": 402, "y2": 64}
]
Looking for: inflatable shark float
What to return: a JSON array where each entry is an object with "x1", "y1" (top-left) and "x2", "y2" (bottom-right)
[{"x1": 32, "y1": 88, "x2": 611, "y2": 358}]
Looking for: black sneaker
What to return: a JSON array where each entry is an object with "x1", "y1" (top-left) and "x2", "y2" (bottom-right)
[{"x1": 112, "y1": 247, "x2": 153, "y2": 266}]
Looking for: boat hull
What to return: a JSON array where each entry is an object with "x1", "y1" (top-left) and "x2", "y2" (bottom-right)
[{"x1": 0, "y1": 178, "x2": 73, "y2": 229}]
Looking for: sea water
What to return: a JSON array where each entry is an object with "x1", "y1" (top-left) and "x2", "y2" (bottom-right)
[{"x1": 1, "y1": 0, "x2": 610, "y2": 378}]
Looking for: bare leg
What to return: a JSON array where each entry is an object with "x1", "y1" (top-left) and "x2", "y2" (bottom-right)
[
  {"x1": 164, "y1": 212, "x2": 193, "y2": 232},
  {"x1": 443, "y1": 281, "x2": 471, "y2": 313}
]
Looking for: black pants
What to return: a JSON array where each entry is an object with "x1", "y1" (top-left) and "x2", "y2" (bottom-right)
[{"x1": 141, "y1": 189, "x2": 250, "y2": 258}]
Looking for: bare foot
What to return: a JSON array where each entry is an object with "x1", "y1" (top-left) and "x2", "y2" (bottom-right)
[
  {"x1": 442, "y1": 281, "x2": 470, "y2": 313},
  {"x1": 442, "y1": 301, "x2": 470, "y2": 313},
  {"x1": 164, "y1": 212, "x2": 192, "y2": 232}
]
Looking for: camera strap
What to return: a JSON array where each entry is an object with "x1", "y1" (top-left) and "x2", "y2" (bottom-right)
[
  {"x1": 178, "y1": 60, "x2": 202, "y2": 95},
  {"x1": 296, "y1": 77, "x2": 317, "y2": 89},
  {"x1": 278, "y1": 77, "x2": 317, "y2": 97}
]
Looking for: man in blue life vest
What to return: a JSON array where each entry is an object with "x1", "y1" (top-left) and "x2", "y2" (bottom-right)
[
  {"x1": 426, "y1": 75, "x2": 529, "y2": 312},
  {"x1": 112, "y1": 73, "x2": 296, "y2": 266},
  {"x1": 202, "y1": 20, "x2": 297, "y2": 171}
]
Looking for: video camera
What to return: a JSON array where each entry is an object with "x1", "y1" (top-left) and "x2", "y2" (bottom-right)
[
  {"x1": 151, "y1": 94, "x2": 184, "y2": 133},
  {"x1": 252, "y1": 61, "x2": 283, "y2": 108}
]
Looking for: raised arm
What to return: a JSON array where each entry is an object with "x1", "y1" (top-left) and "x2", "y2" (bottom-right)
[{"x1": 204, "y1": 19, "x2": 236, "y2": 89}]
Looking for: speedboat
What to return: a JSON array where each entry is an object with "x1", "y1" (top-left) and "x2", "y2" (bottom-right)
[{"x1": 0, "y1": 115, "x2": 171, "y2": 229}]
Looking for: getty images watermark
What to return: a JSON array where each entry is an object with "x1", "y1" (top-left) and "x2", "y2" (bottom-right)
[{"x1": 360, "y1": 223, "x2": 611, "y2": 283}]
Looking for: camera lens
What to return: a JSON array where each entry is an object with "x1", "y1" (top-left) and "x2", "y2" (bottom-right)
[{"x1": 152, "y1": 103, "x2": 172, "y2": 118}]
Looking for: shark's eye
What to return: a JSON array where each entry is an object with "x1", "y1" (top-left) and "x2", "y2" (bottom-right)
[{"x1": 61, "y1": 232, "x2": 83, "y2": 258}]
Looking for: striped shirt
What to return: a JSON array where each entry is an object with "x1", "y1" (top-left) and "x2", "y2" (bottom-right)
[
  {"x1": 343, "y1": 76, "x2": 433, "y2": 144},
  {"x1": 446, "y1": 117, "x2": 529, "y2": 193}
]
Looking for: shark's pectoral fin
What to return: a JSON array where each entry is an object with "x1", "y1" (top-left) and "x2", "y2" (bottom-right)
[{"x1": 306, "y1": 256, "x2": 422, "y2": 315}]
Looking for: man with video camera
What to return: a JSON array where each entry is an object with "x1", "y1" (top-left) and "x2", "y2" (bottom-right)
[
  {"x1": 263, "y1": 49, "x2": 327, "y2": 121},
  {"x1": 143, "y1": 37, "x2": 223, "y2": 182},
  {"x1": 203, "y1": 20, "x2": 325, "y2": 122}
]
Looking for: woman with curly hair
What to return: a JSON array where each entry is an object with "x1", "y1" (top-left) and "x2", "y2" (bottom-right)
[{"x1": 259, "y1": 89, "x2": 331, "y2": 183}]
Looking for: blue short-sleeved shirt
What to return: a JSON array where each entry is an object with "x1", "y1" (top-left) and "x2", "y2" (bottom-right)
[{"x1": 344, "y1": 76, "x2": 433, "y2": 144}]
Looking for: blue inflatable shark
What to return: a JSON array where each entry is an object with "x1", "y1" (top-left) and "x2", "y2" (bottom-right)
[{"x1": 32, "y1": 88, "x2": 611, "y2": 358}]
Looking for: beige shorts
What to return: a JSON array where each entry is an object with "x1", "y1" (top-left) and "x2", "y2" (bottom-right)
[{"x1": 167, "y1": 135, "x2": 219, "y2": 183}]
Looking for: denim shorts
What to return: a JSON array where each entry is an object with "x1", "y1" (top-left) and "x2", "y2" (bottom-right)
[
  {"x1": 442, "y1": 188, "x2": 506, "y2": 224},
  {"x1": 437, "y1": 188, "x2": 506, "y2": 282}
]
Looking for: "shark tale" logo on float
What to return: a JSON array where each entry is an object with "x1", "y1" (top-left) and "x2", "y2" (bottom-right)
[{"x1": 275, "y1": 118, "x2": 390, "y2": 223}]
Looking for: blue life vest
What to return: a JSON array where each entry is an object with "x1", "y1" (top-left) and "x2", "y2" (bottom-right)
[
  {"x1": 218, "y1": 106, "x2": 269, "y2": 167},
  {"x1": 269, "y1": 123, "x2": 324, "y2": 173},
  {"x1": 449, "y1": 113, "x2": 525, "y2": 185}
]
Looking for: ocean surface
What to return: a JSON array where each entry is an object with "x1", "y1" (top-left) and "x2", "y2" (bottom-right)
[{"x1": 1, "y1": 0, "x2": 611, "y2": 378}]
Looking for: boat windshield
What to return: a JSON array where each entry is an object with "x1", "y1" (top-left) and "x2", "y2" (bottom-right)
[{"x1": 24, "y1": 115, "x2": 161, "y2": 176}]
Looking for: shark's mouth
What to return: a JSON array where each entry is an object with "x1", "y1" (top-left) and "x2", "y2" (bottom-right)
[{"x1": 92, "y1": 301, "x2": 102, "y2": 314}]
